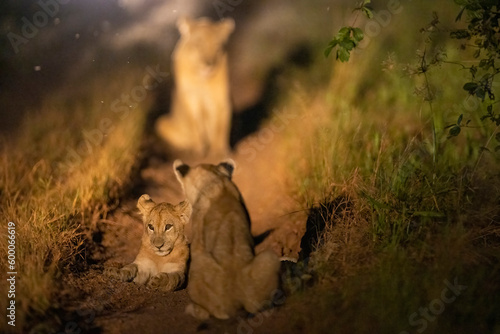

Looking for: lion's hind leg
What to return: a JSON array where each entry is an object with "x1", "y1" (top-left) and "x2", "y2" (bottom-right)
[
  {"x1": 187, "y1": 254, "x2": 233, "y2": 319},
  {"x1": 185, "y1": 302, "x2": 211, "y2": 321},
  {"x1": 239, "y1": 251, "x2": 280, "y2": 314}
]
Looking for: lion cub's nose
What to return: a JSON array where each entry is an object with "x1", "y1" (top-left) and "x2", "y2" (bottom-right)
[{"x1": 153, "y1": 239, "x2": 164, "y2": 250}]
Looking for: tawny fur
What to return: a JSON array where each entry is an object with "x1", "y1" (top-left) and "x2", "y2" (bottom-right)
[{"x1": 174, "y1": 159, "x2": 280, "y2": 320}]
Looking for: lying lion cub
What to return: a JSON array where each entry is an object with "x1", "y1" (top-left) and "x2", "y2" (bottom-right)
[
  {"x1": 173, "y1": 159, "x2": 280, "y2": 320},
  {"x1": 105, "y1": 194, "x2": 191, "y2": 291}
]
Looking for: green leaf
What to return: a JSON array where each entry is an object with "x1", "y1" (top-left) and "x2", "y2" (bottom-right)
[
  {"x1": 325, "y1": 26, "x2": 361, "y2": 61},
  {"x1": 340, "y1": 39, "x2": 356, "y2": 51},
  {"x1": 362, "y1": 7, "x2": 373, "y2": 19},
  {"x1": 352, "y1": 28, "x2": 364, "y2": 43},
  {"x1": 449, "y1": 125, "x2": 461, "y2": 137},
  {"x1": 337, "y1": 27, "x2": 351, "y2": 39},
  {"x1": 337, "y1": 47, "x2": 351, "y2": 62},
  {"x1": 325, "y1": 39, "x2": 339, "y2": 57},
  {"x1": 328, "y1": 39, "x2": 339, "y2": 47},
  {"x1": 479, "y1": 59, "x2": 490, "y2": 70},
  {"x1": 475, "y1": 87, "x2": 485, "y2": 100},
  {"x1": 463, "y1": 82, "x2": 478, "y2": 92},
  {"x1": 495, "y1": 132, "x2": 500, "y2": 142},
  {"x1": 324, "y1": 45, "x2": 333, "y2": 58}
]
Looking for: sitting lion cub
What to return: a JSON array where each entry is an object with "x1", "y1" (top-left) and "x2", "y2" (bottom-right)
[
  {"x1": 173, "y1": 159, "x2": 280, "y2": 320},
  {"x1": 105, "y1": 194, "x2": 191, "y2": 291}
]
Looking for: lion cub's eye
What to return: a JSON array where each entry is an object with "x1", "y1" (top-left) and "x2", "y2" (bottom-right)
[
  {"x1": 148, "y1": 224, "x2": 154, "y2": 231},
  {"x1": 164, "y1": 224, "x2": 173, "y2": 231}
]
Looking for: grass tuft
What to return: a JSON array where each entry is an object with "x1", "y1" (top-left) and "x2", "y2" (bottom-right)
[
  {"x1": 271, "y1": 2, "x2": 500, "y2": 331},
  {"x1": 0, "y1": 69, "x2": 151, "y2": 332}
]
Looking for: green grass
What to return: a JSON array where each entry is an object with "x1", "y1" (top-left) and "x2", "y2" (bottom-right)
[
  {"x1": 273, "y1": 1, "x2": 500, "y2": 332},
  {"x1": 0, "y1": 69, "x2": 152, "y2": 332}
]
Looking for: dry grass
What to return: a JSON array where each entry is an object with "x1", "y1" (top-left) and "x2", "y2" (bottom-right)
[
  {"x1": 278, "y1": 74, "x2": 500, "y2": 333},
  {"x1": 0, "y1": 70, "x2": 151, "y2": 332}
]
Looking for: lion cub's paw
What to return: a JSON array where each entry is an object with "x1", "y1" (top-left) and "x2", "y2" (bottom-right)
[
  {"x1": 147, "y1": 273, "x2": 169, "y2": 290},
  {"x1": 103, "y1": 266, "x2": 120, "y2": 279},
  {"x1": 147, "y1": 272, "x2": 182, "y2": 291},
  {"x1": 104, "y1": 264, "x2": 137, "y2": 282}
]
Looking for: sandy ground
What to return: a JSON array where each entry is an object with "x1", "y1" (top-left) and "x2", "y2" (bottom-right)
[{"x1": 57, "y1": 125, "x2": 308, "y2": 334}]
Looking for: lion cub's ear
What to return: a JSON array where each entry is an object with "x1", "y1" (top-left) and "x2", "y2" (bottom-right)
[
  {"x1": 137, "y1": 194, "x2": 156, "y2": 217},
  {"x1": 173, "y1": 159, "x2": 190, "y2": 182},
  {"x1": 218, "y1": 159, "x2": 235, "y2": 179},
  {"x1": 220, "y1": 17, "x2": 235, "y2": 37},
  {"x1": 177, "y1": 16, "x2": 192, "y2": 36},
  {"x1": 177, "y1": 201, "x2": 192, "y2": 225}
]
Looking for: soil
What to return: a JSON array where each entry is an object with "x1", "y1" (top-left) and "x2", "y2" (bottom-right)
[{"x1": 57, "y1": 127, "x2": 308, "y2": 334}]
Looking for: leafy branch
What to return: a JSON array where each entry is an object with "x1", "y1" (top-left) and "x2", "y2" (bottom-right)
[
  {"x1": 326, "y1": 0, "x2": 499, "y2": 140},
  {"x1": 450, "y1": 0, "x2": 500, "y2": 126},
  {"x1": 398, "y1": 2, "x2": 499, "y2": 139},
  {"x1": 445, "y1": 113, "x2": 472, "y2": 138},
  {"x1": 324, "y1": 0, "x2": 372, "y2": 62}
]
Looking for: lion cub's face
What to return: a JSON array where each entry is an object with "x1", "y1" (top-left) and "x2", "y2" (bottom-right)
[
  {"x1": 137, "y1": 194, "x2": 191, "y2": 256},
  {"x1": 177, "y1": 17, "x2": 234, "y2": 76}
]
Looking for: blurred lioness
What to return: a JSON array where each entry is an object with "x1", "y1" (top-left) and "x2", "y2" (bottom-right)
[{"x1": 156, "y1": 17, "x2": 234, "y2": 158}]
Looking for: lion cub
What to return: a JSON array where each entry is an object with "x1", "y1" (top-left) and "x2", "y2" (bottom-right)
[
  {"x1": 173, "y1": 159, "x2": 280, "y2": 320},
  {"x1": 105, "y1": 194, "x2": 191, "y2": 291},
  {"x1": 156, "y1": 17, "x2": 234, "y2": 158}
]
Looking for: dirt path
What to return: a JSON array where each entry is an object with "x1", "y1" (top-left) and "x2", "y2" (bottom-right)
[{"x1": 60, "y1": 126, "x2": 307, "y2": 334}]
